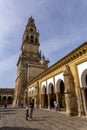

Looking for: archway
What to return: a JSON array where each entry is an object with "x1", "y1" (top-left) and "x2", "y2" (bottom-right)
[
  {"x1": 44, "y1": 87, "x2": 48, "y2": 107},
  {"x1": 48, "y1": 83, "x2": 56, "y2": 108},
  {"x1": 3, "y1": 96, "x2": 7, "y2": 105},
  {"x1": 56, "y1": 79, "x2": 65, "y2": 110},
  {"x1": 30, "y1": 35, "x2": 34, "y2": 43},
  {"x1": 8, "y1": 96, "x2": 12, "y2": 104},
  {"x1": 41, "y1": 85, "x2": 48, "y2": 108},
  {"x1": 84, "y1": 74, "x2": 87, "y2": 102},
  {"x1": 81, "y1": 69, "x2": 87, "y2": 115},
  {"x1": 81, "y1": 69, "x2": 87, "y2": 88}
]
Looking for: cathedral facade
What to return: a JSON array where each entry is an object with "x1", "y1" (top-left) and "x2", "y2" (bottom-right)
[{"x1": 14, "y1": 17, "x2": 87, "y2": 116}]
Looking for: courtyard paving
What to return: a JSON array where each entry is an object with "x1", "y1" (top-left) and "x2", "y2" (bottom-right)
[{"x1": 0, "y1": 106, "x2": 87, "y2": 130}]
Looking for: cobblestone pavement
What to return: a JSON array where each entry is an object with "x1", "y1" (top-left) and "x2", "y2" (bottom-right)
[{"x1": 0, "y1": 106, "x2": 87, "y2": 130}]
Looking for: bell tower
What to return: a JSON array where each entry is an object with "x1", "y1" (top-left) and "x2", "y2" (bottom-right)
[
  {"x1": 21, "y1": 16, "x2": 40, "y2": 58},
  {"x1": 14, "y1": 17, "x2": 49, "y2": 105},
  {"x1": 21, "y1": 16, "x2": 49, "y2": 81}
]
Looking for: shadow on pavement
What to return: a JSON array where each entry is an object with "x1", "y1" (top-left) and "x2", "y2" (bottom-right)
[
  {"x1": 27, "y1": 118, "x2": 45, "y2": 121},
  {"x1": 0, "y1": 127, "x2": 40, "y2": 130}
]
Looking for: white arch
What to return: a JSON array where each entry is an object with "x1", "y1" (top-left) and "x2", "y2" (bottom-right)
[
  {"x1": 55, "y1": 73, "x2": 64, "y2": 85},
  {"x1": 47, "y1": 83, "x2": 53, "y2": 94},
  {"x1": 55, "y1": 79, "x2": 62, "y2": 92},
  {"x1": 55, "y1": 79, "x2": 65, "y2": 93},
  {"x1": 77, "y1": 61, "x2": 87, "y2": 88},
  {"x1": 81, "y1": 69, "x2": 87, "y2": 88},
  {"x1": 2, "y1": 96, "x2": 7, "y2": 100},
  {"x1": 41, "y1": 85, "x2": 46, "y2": 94}
]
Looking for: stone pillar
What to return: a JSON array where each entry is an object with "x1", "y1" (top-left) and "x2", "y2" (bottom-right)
[
  {"x1": 81, "y1": 88, "x2": 87, "y2": 116},
  {"x1": 39, "y1": 94, "x2": 42, "y2": 108},
  {"x1": 13, "y1": 98, "x2": 17, "y2": 106},
  {"x1": 41, "y1": 94, "x2": 45, "y2": 108},
  {"x1": 34, "y1": 96, "x2": 37, "y2": 108},
  {"x1": 63, "y1": 65, "x2": 78, "y2": 116},
  {"x1": 48, "y1": 94, "x2": 50, "y2": 110},
  {"x1": 18, "y1": 86, "x2": 25, "y2": 106},
  {"x1": 35, "y1": 95, "x2": 39, "y2": 108},
  {"x1": 56, "y1": 92, "x2": 60, "y2": 110},
  {"x1": 73, "y1": 65, "x2": 85, "y2": 116},
  {"x1": 24, "y1": 97, "x2": 26, "y2": 106},
  {"x1": 34, "y1": 86, "x2": 39, "y2": 108},
  {"x1": 17, "y1": 99, "x2": 20, "y2": 106}
]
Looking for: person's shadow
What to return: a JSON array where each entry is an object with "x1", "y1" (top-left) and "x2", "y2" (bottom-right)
[{"x1": 0, "y1": 127, "x2": 40, "y2": 130}]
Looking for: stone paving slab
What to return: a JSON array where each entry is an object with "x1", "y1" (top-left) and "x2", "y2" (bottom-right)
[{"x1": 0, "y1": 106, "x2": 87, "y2": 130}]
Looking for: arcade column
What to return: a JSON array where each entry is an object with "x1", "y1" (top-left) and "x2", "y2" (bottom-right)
[{"x1": 48, "y1": 94, "x2": 50, "y2": 110}]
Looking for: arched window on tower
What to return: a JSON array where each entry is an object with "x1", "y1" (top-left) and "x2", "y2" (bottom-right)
[
  {"x1": 85, "y1": 74, "x2": 87, "y2": 86},
  {"x1": 30, "y1": 35, "x2": 34, "y2": 43},
  {"x1": 26, "y1": 36, "x2": 29, "y2": 41},
  {"x1": 35, "y1": 38, "x2": 38, "y2": 43}
]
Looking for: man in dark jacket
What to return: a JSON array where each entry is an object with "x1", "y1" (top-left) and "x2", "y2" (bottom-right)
[
  {"x1": 29, "y1": 99, "x2": 34, "y2": 118},
  {"x1": 26, "y1": 105, "x2": 29, "y2": 120}
]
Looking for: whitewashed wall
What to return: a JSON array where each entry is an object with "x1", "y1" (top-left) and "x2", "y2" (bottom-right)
[
  {"x1": 41, "y1": 81, "x2": 46, "y2": 94},
  {"x1": 77, "y1": 61, "x2": 87, "y2": 88},
  {"x1": 55, "y1": 72, "x2": 64, "y2": 85}
]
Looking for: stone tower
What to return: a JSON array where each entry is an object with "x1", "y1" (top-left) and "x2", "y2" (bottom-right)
[{"x1": 14, "y1": 17, "x2": 49, "y2": 105}]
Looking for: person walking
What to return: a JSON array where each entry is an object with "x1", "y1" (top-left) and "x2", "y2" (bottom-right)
[
  {"x1": 29, "y1": 99, "x2": 34, "y2": 118},
  {"x1": 26, "y1": 105, "x2": 29, "y2": 120},
  {"x1": 54, "y1": 101, "x2": 58, "y2": 111}
]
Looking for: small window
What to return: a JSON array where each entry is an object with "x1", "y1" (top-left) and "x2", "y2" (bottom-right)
[
  {"x1": 26, "y1": 36, "x2": 29, "y2": 41},
  {"x1": 30, "y1": 35, "x2": 34, "y2": 43},
  {"x1": 35, "y1": 38, "x2": 38, "y2": 43},
  {"x1": 30, "y1": 28, "x2": 33, "y2": 32}
]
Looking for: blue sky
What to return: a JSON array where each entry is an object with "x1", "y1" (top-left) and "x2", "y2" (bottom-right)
[{"x1": 0, "y1": 0, "x2": 87, "y2": 88}]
